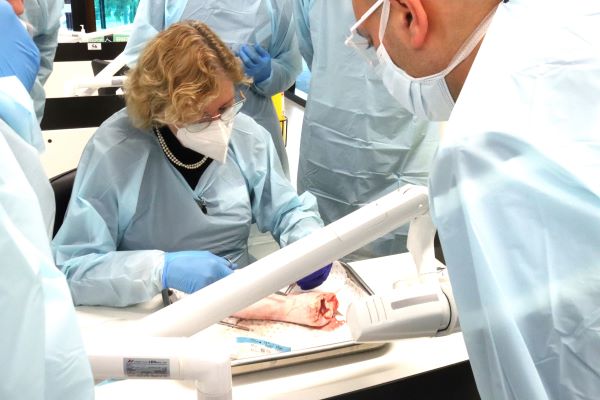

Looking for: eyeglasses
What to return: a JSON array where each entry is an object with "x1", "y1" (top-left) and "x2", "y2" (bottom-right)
[
  {"x1": 183, "y1": 90, "x2": 246, "y2": 133},
  {"x1": 344, "y1": 0, "x2": 384, "y2": 66}
]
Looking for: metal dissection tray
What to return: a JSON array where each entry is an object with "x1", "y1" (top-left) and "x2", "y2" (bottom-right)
[
  {"x1": 207, "y1": 261, "x2": 386, "y2": 375},
  {"x1": 77, "y1": 261, "x2": 387, "y2": 376}
]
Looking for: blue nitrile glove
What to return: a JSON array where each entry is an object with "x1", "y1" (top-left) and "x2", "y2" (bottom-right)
[
  {"x1": 297, "y1": 263, "x2": 333, "y2": 290},
  {"x1": 0, "y1": 1, "x2": 40, "y2": 91},
  {"x1": 162, "y1": 251, "x2": 237, "y2": 294},
  {"x1": 239, "y1": 44, "x2": 272, "y2": 84}
]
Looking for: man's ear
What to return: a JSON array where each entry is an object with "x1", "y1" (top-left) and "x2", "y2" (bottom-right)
[{"x1": 391, "y1": 0, "x2": 428, "y2": 49}]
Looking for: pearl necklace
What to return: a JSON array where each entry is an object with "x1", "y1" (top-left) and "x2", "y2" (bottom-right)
[{"x1": 153, "y1": 126, "x2": 208, "y2": 170}]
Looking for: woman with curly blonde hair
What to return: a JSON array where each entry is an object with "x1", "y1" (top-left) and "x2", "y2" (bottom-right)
[
  {"x1": 124, "y1": 0, "x2": 299, "y2": 178},
  {"x1": 52, "y1": 21, "x2": 332, "y2": 307}
]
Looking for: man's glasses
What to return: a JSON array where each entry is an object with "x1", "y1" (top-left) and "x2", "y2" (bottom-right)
[{"x1": 344, "y1": 0, "x2": 384, "y2": 66}]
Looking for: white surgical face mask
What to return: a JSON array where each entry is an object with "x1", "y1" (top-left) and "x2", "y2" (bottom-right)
[
  {"x1": 176, "y1": 120, "x2": 233, "y2": 164},
  {"x1": 377, "y1": 0, "x2": 497, "y2": 121}
]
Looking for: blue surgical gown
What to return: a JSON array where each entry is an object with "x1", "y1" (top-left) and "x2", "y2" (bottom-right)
[
  {"x1": 430, "y1": 1, "x2": 600, "y2": 398},
  {"x1": 123, "y1": 0, "x2": 301, "y2": 177},
  {"x1": 293, "y1": 0, "x2": 440, "y2": 261},
  {"x1": 22, "y1": 0, "x2": 63, "y2": 122},
  {"x1": 0, "y1": 77, "x2": 93, "y2": 400},
  {"x1": 52, "y1": 109, "x2": 324, "y2": 307}
]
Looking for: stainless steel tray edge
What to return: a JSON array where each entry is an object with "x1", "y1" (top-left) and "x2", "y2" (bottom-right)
[{"x1": 231, "y1": 341, "x2": 388, "y2": 375}]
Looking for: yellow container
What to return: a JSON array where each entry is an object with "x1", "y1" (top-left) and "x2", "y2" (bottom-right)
[{"x1": 271, "y1": 92, "x2": 288, "y2": 146}]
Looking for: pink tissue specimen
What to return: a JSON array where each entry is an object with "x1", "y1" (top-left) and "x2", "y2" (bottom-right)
[{"x1": 232, "y1": 292, "x2": 343, "y2": 330}]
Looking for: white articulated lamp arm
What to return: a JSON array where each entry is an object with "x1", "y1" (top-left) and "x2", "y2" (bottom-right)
[
  {"x1": 132, "y1": 185, "x2": 430, "y2": 337},
  {"x1": 406, "y1": 211, "x2": 438, "y2": 278},
  {"x1": 346, "y1": 211, "x2": 461, "y2": 342},
  {"x1": 65, "y1": 76, "x2": 127, "y2": 96},
  {"x1": 87, "y1": 336, "x2": 232, "y2": 400},
  {"x1": 65, "y1": 52, "x2": 128, "y2": 96}
]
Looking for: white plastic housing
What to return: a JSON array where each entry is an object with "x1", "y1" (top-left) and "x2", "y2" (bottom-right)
[
  {"x1": 346, "y1": 282, "x2": 451, "y2": 342},
  {"x1": 86, "y1": 337, "x2": 231, "y2": 400}
]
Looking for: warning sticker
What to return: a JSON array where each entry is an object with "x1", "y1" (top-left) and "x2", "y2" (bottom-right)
[{"x1": 123, "y1": 358, "x2": 170, "y2": 378}]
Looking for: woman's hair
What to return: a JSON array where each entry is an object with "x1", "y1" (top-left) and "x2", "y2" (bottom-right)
[{"x1": 125, "y1": 20, "x2": 250, "y2": 129}]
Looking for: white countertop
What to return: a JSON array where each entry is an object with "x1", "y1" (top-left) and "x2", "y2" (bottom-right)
[
  {"x1": 94, "y1": 333, "x2": 467, "y2": 399},
  {"x1": 81, "y1": 254, "x2": 468, "y2": 399}
]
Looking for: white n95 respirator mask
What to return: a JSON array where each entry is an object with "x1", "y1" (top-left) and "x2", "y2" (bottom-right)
[
  {"x1": 176, "y1": 120, "x2": 233, "y2": 164},
  {"x1": 377, "y1": 0, "x2": 497, "y2": 121}
]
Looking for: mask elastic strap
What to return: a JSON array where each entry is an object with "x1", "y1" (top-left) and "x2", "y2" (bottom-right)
[
  {"x1": 378, "y1": 0, "x2": 390, "y2": 43},
  {"x1": 349, "y1": 0, "x2": 385, "y2": 35},
  {"x1": 379, "y1": 1, "x2": 498, "y2": 80},
  {"x1": 441, "y1": 6, "x2": 498, "y2": 75}
]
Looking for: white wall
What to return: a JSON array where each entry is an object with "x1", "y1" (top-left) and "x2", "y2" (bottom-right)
[{"x1": 41, "y1": 128, "x2": 95, "y2": 178}]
